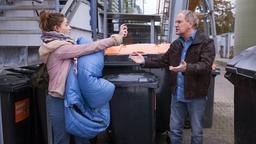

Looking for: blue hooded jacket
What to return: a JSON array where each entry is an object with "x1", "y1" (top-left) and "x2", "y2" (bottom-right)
[{"x1": 64, "y1": 37, "x2": 115, "y2": 139}]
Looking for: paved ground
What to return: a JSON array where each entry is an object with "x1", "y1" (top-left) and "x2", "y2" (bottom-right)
[{"x1": 182, "y1": 59, "x2": 234, "y2": 144}]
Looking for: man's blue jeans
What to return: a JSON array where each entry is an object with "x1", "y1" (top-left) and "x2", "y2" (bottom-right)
[
  {"x1": 47, "y1": 95, "x2": 90, "y2": 144},
  {"x1": 169, "y1": 95, "x2": 207, "y2": 144}
]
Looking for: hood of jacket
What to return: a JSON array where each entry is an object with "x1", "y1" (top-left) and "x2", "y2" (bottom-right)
[{"x1": 39, "y1": 40, "x2": 72, "y2": 63}]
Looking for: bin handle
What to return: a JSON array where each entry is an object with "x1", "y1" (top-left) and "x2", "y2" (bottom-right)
[
  {"x1": 224, "y1": 72, "x2": 235, "y2": 84},
  {"x1": 225, "y1": 66, "x2": 237, "y2": 74},
  {"x1": 138, "y1": 77, "x2": 148, "y2": 82}
]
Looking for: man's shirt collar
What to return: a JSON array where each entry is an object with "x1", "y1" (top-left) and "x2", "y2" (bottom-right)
[{"x1": 179, "y1": 29, "x2": 197, "y2": 42}]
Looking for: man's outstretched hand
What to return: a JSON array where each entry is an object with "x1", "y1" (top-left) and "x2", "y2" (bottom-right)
[
  {"x1": 129, "y1": 53, "x2": 145, "y2": 64},
  {"x1": 169, "y1": 60, "x2": 187, "y2": 72}
]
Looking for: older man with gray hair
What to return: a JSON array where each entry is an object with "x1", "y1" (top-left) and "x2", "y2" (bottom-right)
[{"x1": 130, "y1": 10, "x2": 215, "y2": 144}]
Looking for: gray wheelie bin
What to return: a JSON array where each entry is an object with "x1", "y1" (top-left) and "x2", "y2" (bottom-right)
[
  {"x1": 183, "y1": 68, "x2": 220, "y2": 129},
  {"x1": 104, "y1": 72, "x2": 159, "y2": 144},
  {"x1": 5, "y1": 66, "x2": 51, "y2": 144},
  {"x1": 104, "y1": 44, "x2": 172, "y2": 135},
  {"x1": 203, "y1": 68, "x2": 220, "y2": 128},
  {"x1": 0, "y1": 73, "x2": 32, "y2": 144},
  {"x1": 225, "y1": 46, "x2": 256, "y2": 144}
]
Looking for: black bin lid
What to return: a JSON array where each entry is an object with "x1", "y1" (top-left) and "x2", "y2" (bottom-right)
[
  {"x1": 104, "y1": 72, "x2": 159, "y2": 88},
  {"x1": 0, "y1": 74, "x2": 30, "y2": 92},
  {"x1": 226, "y1": 46, "x2": 256, "y2": 79}
]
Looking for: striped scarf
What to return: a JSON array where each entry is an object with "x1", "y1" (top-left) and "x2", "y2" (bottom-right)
[
  {"x1": 41, "y1": 31, "x2": 75, "y2": 44},
  {"x1": 39, "y1": 31, "x2": 74, "y2": 63}
]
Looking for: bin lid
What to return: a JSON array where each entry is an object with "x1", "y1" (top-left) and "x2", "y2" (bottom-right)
[
  {"x1": 105, "y1": 43, "x2": 170, "y2": 55},
  {"x1": 226, "y1": 46, "x2": 256, "y2": 79},
  {"x1": 104, "y1": 43, "x2": 170, "y2": 66},
  {"x1": 0, "y1": 74, "x2": 30, "y2": 92},
  {"x1": 104, "y1": 72, "x2": 159, "y2": 88}
]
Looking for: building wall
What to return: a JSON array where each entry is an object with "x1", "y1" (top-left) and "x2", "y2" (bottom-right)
[{"x1": 234, "y1": 0, "x2": 256, "y2": 55}]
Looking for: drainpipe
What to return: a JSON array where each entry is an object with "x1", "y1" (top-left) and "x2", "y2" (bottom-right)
[
  {"x1": 103, "y1": 0, "x2": 108, "y2": 38},
  {"x1": 200, "y1": 2, "x2": 209, "y2": 36},
  {"x1": 90, "y1": 0, "x2": 97, "y2": 40},
  {"x1": 205, "y1": 0, "x2": 217, "y2": 52},
  {"x1": 167, "y1": 0, "x2": 176, "y2": 42}
]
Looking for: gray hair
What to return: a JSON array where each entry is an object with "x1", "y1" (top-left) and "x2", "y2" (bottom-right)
[{"x1": 180, "y1": 10, "x2": 199, "y2": 28}]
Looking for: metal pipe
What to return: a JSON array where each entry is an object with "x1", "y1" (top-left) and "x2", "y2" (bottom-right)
[
  {"x1": 103, "y1": 0, "x2": 108, "y2": 38},
  {"x1": 91, "y1": 0, "x2": 97, "y2": 40},
  {"x1": 200, "y1": 3, "x2": 209, "y2": 36},
  {"x1": 150, "y1": 18, "x2": 155, "y2": 43},
  {"x1": 206, "y1": 0, "x2": 217, "y2": 52},
  {"x1": 168, "y1": 0, "x2": 176, "y2": 42}
]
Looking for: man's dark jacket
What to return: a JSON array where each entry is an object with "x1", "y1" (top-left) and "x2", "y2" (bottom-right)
[{"x1": 144, "y1": 31, "x2": 216, "y2": 99}]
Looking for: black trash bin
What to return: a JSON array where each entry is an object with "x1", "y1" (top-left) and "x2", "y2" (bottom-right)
[
  {"x1": 0, "y1": 73, "x2": 32, "y2": 144},
  {"x1": 5, "y1": 66, "x2": 51, "y2": 144},
  {"x1": 183, "y1": 68, "x2": 220, "y2": 129},
  {"x1": 203, "y1": 68, "x2": 220, "y2": 128},
  {"x1": 31, "y1": 84, "x2": 50, "y2": 144},
  {"x1": 225, "y1": 46, "x2": 256, "y2": 144},
  {"x1": 104, "y1": 44, "x2": 172, "y2": 134},
  {"x1": 104, "y1": 72, "x2": 159, "y2": 144}
]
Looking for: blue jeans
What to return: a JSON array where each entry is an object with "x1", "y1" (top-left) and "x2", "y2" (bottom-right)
[
  {"x1": 47, "y1": 95, "x2": 90, "y2": 144},
  {"x1": 169, "y1": 95, "x2": 206, "y2": 144}
]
